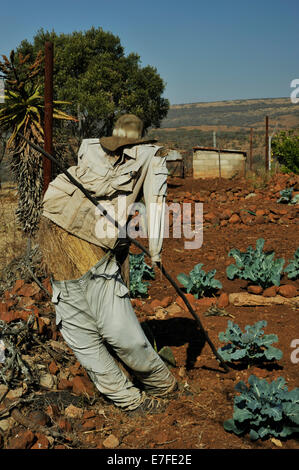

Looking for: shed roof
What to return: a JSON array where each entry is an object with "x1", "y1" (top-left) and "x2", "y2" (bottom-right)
[{"x1": 193, "y1": 146, "x2": 247, "y2": 156}]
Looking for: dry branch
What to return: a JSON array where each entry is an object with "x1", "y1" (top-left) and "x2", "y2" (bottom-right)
[{"x1": 229, "y1": 293, "x2": 299, "y2": 307}]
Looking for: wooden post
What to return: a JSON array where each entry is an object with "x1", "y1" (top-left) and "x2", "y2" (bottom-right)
[
  {"x1": 43, "y1": 41, "x2": 53, "y2": 194},
  {"x1": 265, "y1": 116, "x2": 269, "y2": 172},
  {"x1": 249, "y1": 127, "x2": 253, "y2": 171}
]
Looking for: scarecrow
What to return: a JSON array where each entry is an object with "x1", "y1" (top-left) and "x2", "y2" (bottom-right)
[{"x1": 36, "y1": 114, "x2": 177, "y2": 413}]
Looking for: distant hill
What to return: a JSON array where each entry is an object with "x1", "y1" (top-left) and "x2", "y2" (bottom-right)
[
  {"x1": 161, "y1": 97, "x2": 299, "y2": 130},
  {"x1": 147, "y1": 97, "x2": 299, "y2": 168}
]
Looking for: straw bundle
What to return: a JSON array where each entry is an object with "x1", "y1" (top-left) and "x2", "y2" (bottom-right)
[{"x1": 35, "y1": 216, "x2": 107, "y2": 281}]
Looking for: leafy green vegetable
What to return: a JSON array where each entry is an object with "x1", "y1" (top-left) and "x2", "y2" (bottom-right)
[
  {"x1": 129, "y1": 253, "x2": 155, "y2": 298},
  {"x1": 284, "y1": 248, "x2": 299, "y2": 280},
  {"x1": 277, "y1": 187, "x2": 299, "y2": 204},
  {"x1": 218, "y1": 320, "x2": 283, "y2": 364},
  {"x1": 177, "y1": 263, "x2": 222, "y2": 298},
  {"x1": 224, "y1": 375, "x2": 299, "y2": 440},
  {"x1": 226, "y1": 238, "x2": 285, "y2": 288}
]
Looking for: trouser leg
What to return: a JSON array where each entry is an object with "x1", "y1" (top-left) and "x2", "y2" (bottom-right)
[
  {"x1": 87, "y1": 269, "x2": 177, "y2": 396},
  {"x1": 52, "y1": 278, "x2": 144, "y2": 410}
]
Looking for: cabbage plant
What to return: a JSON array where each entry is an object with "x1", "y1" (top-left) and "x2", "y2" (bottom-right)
[
  {"x1": 226, "y1": 238, "x2": 285, "y2": 289},
  {"x1": 284, "y1": 248, "x2": 299, "y2": 280},
  {"x1": 224, "y1": 375, "x2": 299, "y2": 440},
  {"x1": 177, "y1": 263, "x2": 222, "y2": 298},
  {"x1": 218, "y1": 320, "x2": 283, "y2": 365},
  {"x1": 129, "y1": 253, "x2": 155, "y2": 298}
]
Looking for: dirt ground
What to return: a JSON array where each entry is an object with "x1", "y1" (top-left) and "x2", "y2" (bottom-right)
[{"x1": 0, "y1": 173, "x2": 299, "y2": 450}]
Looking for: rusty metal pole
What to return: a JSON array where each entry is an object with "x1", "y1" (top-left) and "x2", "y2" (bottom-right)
[
  {"x1": 265, "y1": 116, "x2": 269, "y2": 172},
  {"x1": 249, "y1": 127, "x2": 253, "y2": 171},
  {"x1": 43, "y1": 41, "x2": 53, "y2": 194}
]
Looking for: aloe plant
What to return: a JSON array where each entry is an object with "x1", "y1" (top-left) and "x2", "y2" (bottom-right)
[
  {"x1": 0, "y1": 50, "x2": 76, "y2": 236},
  {"x1": 224, "y1": 375, "x2": 299, "y2": 440},
  {"x1": 218, "y1": 320, "x2": 283, "y2": 365},
  {"x1": 226, "y1": 238, "x2": 285, "y2": 289},
  {"x1": 177, "y1": 263, "x2": 222, "y2": 298}
]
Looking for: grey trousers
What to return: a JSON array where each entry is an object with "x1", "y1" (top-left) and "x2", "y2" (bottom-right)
[{"x1": 51, "y1": 252, "x2": 176, "y2": 410}]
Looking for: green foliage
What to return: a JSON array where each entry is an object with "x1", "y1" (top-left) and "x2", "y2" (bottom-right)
[
  {"x1": 16, "y1": 27, "x2": 169, "y2": 138},
  {"x1": 218, "y1": 320, "x2": 283, "y2": 364},
  {"x1": 177, "y1": 263, "x2": 222, "y2": 298},
  {"x1": 271, "y1": 129, "x2": 299, "y2": 174},
  {"x1": 277, "y1": 187, "x2": 299, "y2": 204},
  {"x1": 224, "y1": 375, "x2": 299, "y2": 440},
  {"x1": 226, "y1": 238, "x2": 285, "y2": 289},
  {"x1": 129, "y1": 253, "x2": 155, "y2": 298},
  {"x1": 284, "y1": 248, "x2": 299, "y2": 280}
]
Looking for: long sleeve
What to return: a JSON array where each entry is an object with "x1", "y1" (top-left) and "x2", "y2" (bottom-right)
[{"x1": 143, "y1": 152, "x2": 168, "y2": 263}]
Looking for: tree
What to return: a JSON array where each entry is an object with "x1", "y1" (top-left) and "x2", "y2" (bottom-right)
[
  {"x1": 16, "y1": 27, "x2": 169, "y2": 138},
  {"x1": 271, "y1": 129, "x2": 299, "y2": 174}
]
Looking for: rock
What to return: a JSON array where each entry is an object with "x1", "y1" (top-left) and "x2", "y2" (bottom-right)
[
  {"x1": 175, "y1": 293, "x2": 197, "y2": 312},
  {"x1": 0, "y1": 417, "x2": 15, "y2": 432},
  {"x1": 219, "y1": 208, "x2": 232, "y2": 220},
  {"x1": 83, "y1": 410, "x2": 97, "y2": 419},
  {"x1": 28, "y1": 410, "x2": 50, "y2": 427},
  {"x1": 7, "y1": 430, "x2": 35, "y2": 449},
  {"x1": 6, "y1": 387, "x2": 24, "y2": 400},
  {"x1": 10, "y1": 279, "x2": 26, "y2": 295},
  {"x1": 64, "y1": 404, "x2": 83, "y2": 419},
  {"x1": 103, "y1": 434, "x2": 119, "y2": 449},
  {"x1": 247, "y1": 285, "x2": 263, "y2": 295},
  {"x1": 150, "y1": 299, "x2": 162, "y2": 310},
  {"x1": 278, "y1": 285, "x2": 297, "y2": 298},
  {"x1": 166, "y1": 303, "x2": 182, "y2": 316},
  {"x1": 48, "y1": 361, "x2": 59, "y2": 375},
  {"x1": 155, "y1": 308, "x2": 167, "y2": 320},
  {"x1": 72, "y1": 375, "x2": 96, "y2": 397},
  {"x1": 217, "y1": 292, "x2": 229, "y2": 308},
  {"x1": 57, "y1": 418, "x2": 72, "y2": 432},
  {"x1": 39, "y1": 373, "x2": 56, "y2": 389},
  {"x1": 254, "y1": 215, "x2": 265, "y2": 224},
  {"x1": 31, "y1": 433, "x2": 50, "y2": 449},
  {"x1": 228, "y1": 213, "x2": 240, "y2": 224},
  {"x1": 262, "y1": 286, "x2": 277, "y2": 297},
  {"x1": 131, "y1": 299, "x2": 143, "y2": 309},
  {"x1": 17, "y1": 297, "x2": 35, "y2": 308},
  {"x1": 256, "y1": 209, "x2": 266, "y2": 216},
  {"x1": 220, "y1": 220, "x2": 228, "y2": 227},
  {"x1": 57, "y1": 378, "x2": 73, "y2": 391},
  {"x1": 160, "y1": 296, "x2": 172, "y2": 308},
  {"x1": 196, "y1": 297, "x2": 217, "y2": 308},
  {"x1": 204, "y1": 212, "x2": 219, "y2": 224},
  {"x1": 17, "y1": 282, "x2": 40, "y2": 297},
  {"x1": 245, "y1": 193, "x2": 257, "y2": 199}
]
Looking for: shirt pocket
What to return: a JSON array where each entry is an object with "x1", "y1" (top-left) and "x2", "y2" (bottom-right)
[{"x1": 110, "y1": 165, "x2": 140, "y2": 194}]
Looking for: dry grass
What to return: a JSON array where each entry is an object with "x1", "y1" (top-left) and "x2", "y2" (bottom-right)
[{"x1": 0, "y1": 183, "x2": 27, "y2": 272}]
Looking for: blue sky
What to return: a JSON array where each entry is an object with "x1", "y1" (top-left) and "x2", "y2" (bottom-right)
[{"x1": 1, "y1": 0, "x2": 298, "y2": 104}]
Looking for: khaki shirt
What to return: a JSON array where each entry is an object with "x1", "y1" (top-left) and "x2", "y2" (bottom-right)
[{"x1": 42, "y1": 139, "x2": 168, "y2": 262}]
